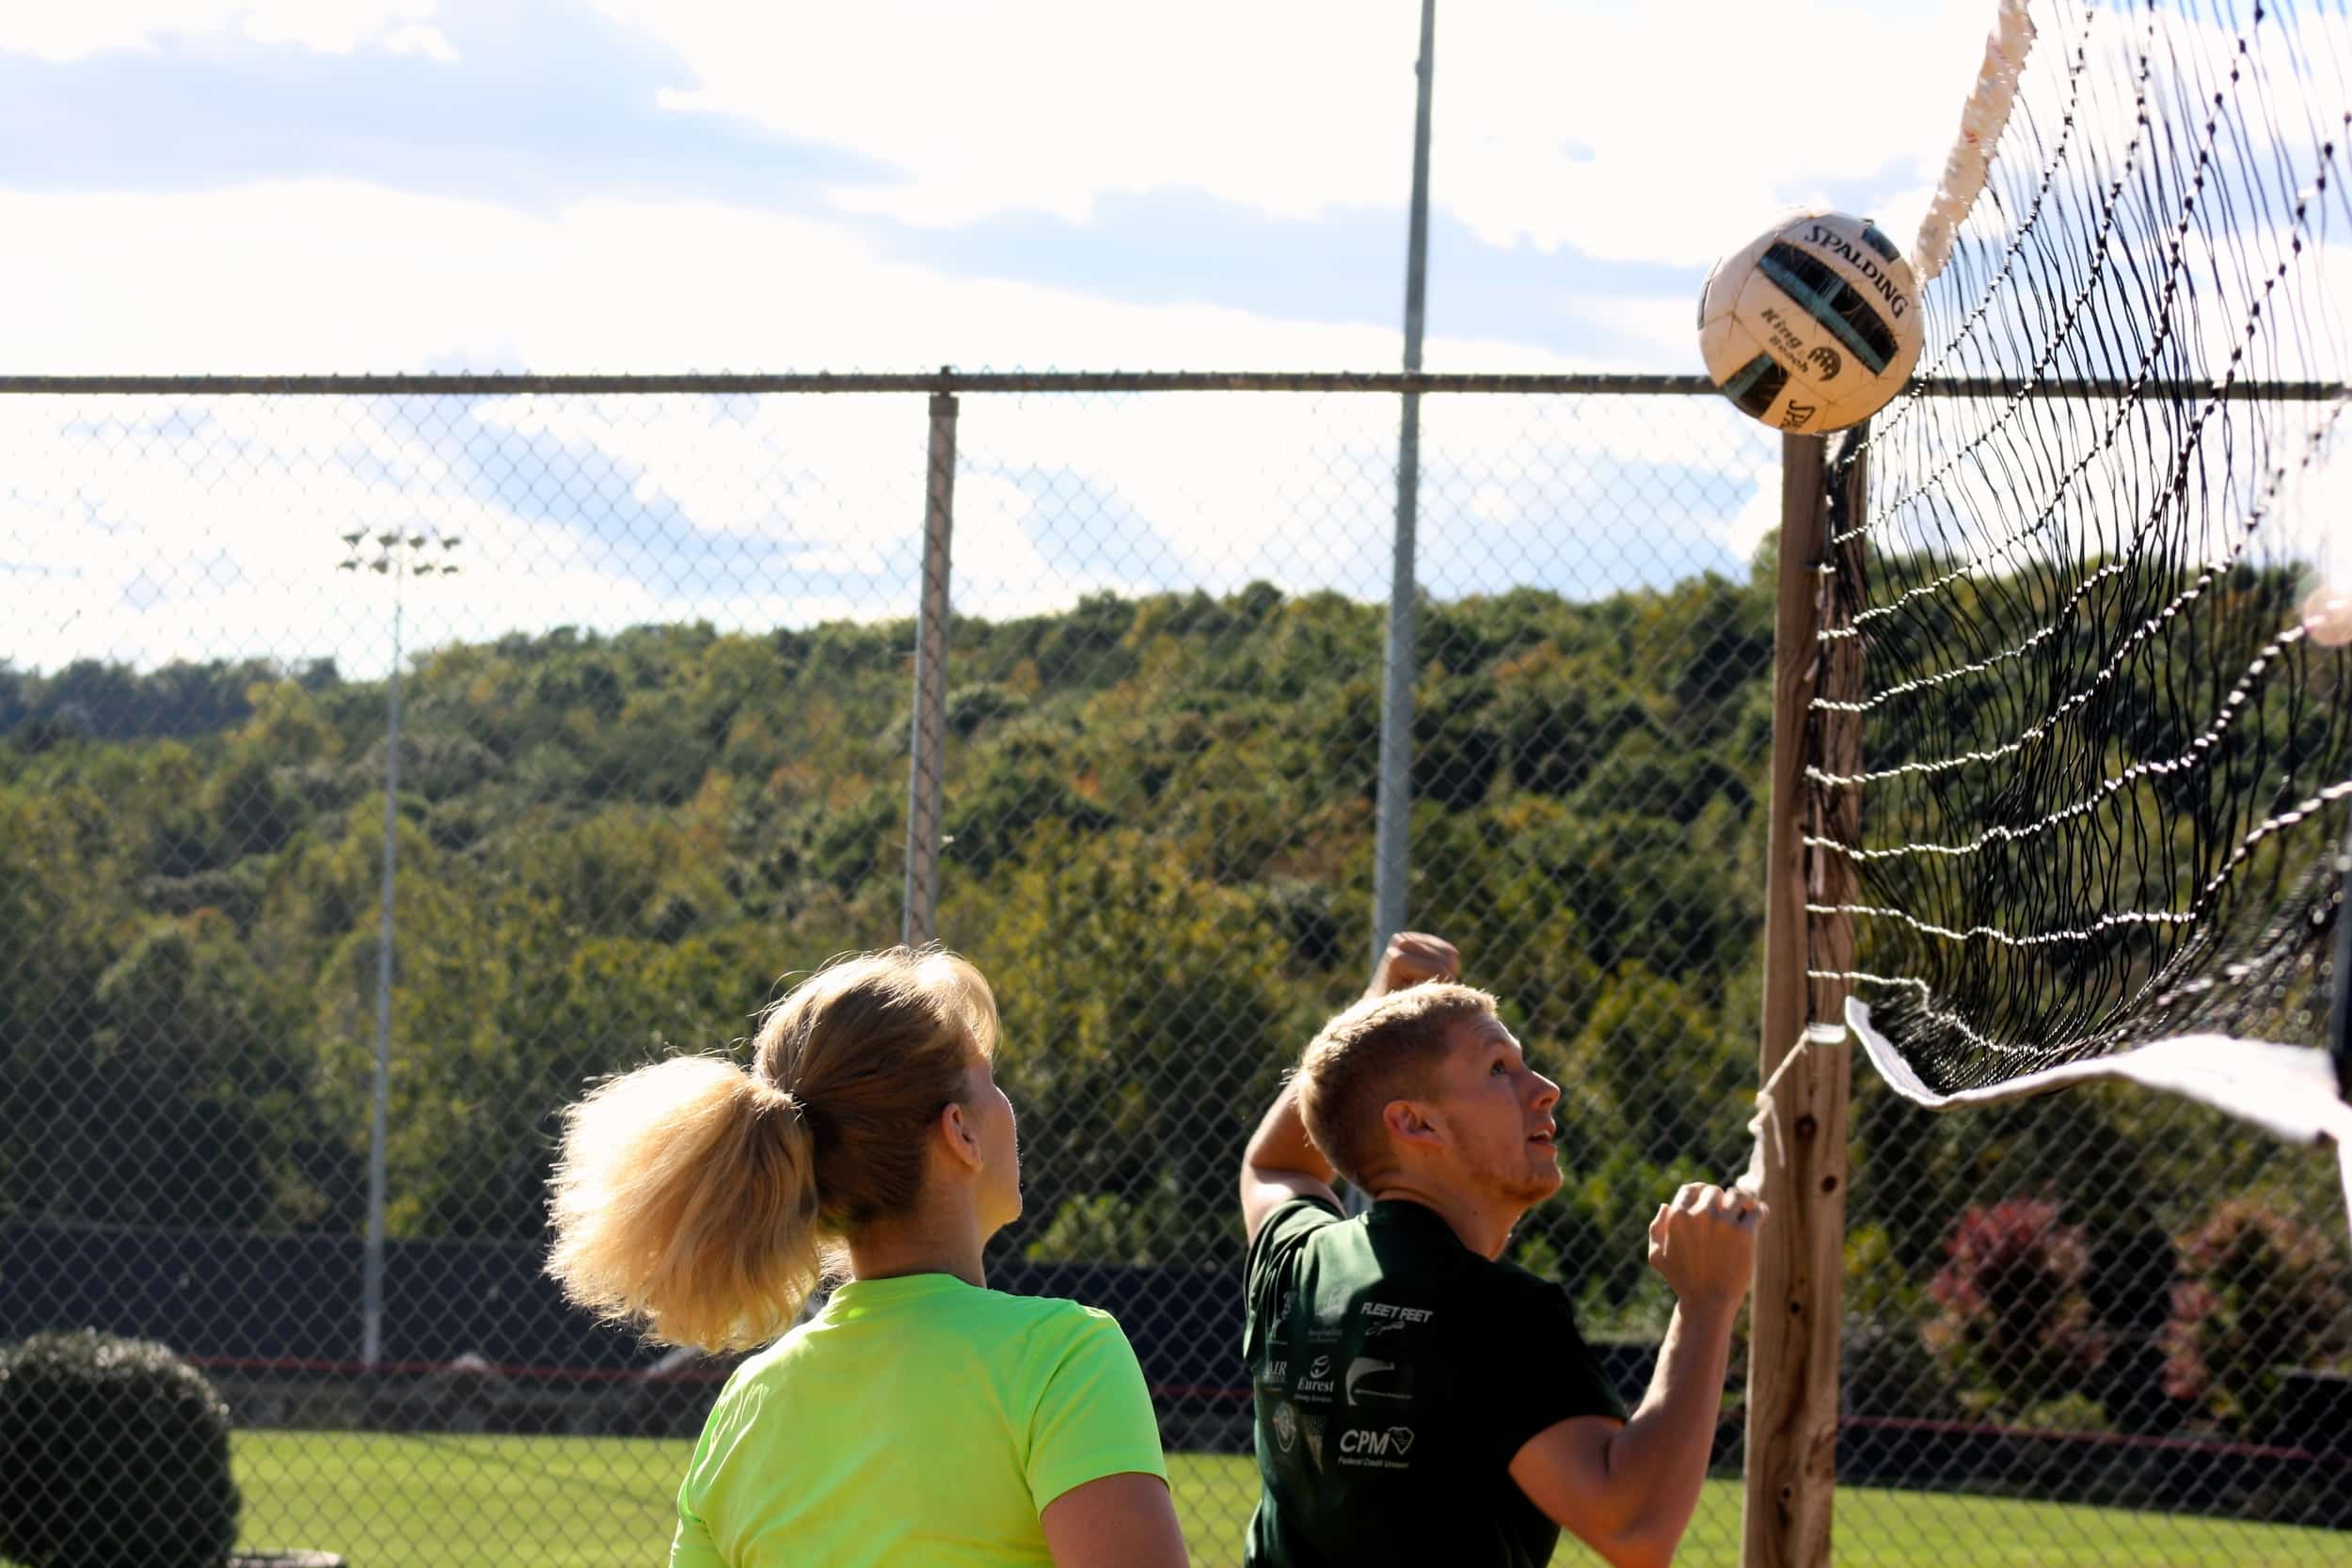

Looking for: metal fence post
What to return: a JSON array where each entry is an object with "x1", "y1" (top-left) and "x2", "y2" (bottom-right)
[
  {"x1": 903, "y1": 389, "x2": 959, "y2": 947},
  {"x1": 1373, "y1": 0, "x2": 1437, "y2": 969}
]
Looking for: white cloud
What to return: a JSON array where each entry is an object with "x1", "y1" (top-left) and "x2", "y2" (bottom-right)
[
  {"x1": 0, "y1": 0, "x2": 448, "y2": 61},
  {"x1": 611, "y1": 0, "x2": 1406, "y2": 230},
  {"x1": 1718, "y1": 470, "x2": 1785, "y2": 568},
  {"x1": 0, "y1": 171, "x2": 1787, "y2": 674},
  {"x1": 596, "y1": 0, "x2": 1994, "y2": 267},
  {"x1": 1435, "y1": 1, "x2": 1994, "y2": 265},
  {"x1": 0, "y1": 2, "x2": 2030, "y2": 380},
  {"x1": 380, "y1": 22, "x2": 455, "y2": 61},
  {"x1": 0, "y1": 179, "x2": 1693, "y2": 376}
]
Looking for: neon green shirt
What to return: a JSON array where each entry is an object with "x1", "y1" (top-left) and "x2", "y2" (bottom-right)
[{"x1": 670, "y1": 1273, "x2": 1168, "y2": 1568}]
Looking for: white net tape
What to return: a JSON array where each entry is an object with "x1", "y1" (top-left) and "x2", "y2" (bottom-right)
[{"x1": 1911, "y1": 0, "x2": 2038, "y2": 284}]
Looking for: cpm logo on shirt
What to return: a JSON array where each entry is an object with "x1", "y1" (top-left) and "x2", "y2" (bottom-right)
[{"x1": 1339, "y1": 1425, "x2": 1416, "y2": 1460}]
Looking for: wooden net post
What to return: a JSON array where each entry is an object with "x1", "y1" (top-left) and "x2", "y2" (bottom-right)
[{"x1": 1740, "y1": 430, "x2": 1864, "y2": 1568}]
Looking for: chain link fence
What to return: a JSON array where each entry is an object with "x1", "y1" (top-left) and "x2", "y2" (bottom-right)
[{"x1": 1, "y1": 374, "x2": 2345, "y2": 1567}]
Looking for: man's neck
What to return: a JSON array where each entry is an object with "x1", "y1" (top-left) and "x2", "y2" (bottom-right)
[{"x1": 1367, "y1": 1178, "x2": 1522, "y2": 1260}]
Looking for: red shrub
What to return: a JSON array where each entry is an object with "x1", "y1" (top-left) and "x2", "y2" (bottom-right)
[
  {"x1": 2160, "y1": 1196, "x2": 2347, "y2": 1433},
  {"x1": 1924, "y1": 1197, "x2": 2106, "y2": 1415}
]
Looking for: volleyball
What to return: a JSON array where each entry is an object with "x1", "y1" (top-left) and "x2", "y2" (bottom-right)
[
  {"x1": 2303, "y1": 583, "x2": 2352, "y2": 647},
  {"x1": 1697, "y1": 209, "x2": 1925, "y2": 434}
]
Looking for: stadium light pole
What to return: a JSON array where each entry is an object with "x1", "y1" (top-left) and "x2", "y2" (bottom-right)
[
  {"x1": 1374, "y1": 0, "x2": 1436, "y2": 970},
  {"x1": 337, "y1": 525, "x2": 462, "y2": 1369}
]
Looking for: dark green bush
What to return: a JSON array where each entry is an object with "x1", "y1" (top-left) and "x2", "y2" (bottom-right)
[{"x1": 0, "y1": 1330, "x2": 240, "y2": 1568}]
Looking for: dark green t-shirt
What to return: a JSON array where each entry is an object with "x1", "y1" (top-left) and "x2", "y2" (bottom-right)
[{"x1": 1241, "y1": 1196, "x2": 1628, "y2": 1568}]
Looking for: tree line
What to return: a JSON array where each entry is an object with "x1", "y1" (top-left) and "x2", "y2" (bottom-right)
[{"x1": 1, "y1": 560, "x2": 2341, "y2": 1434}]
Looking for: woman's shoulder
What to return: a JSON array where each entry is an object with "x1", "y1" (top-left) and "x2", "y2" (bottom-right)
[
  {"x1": 969, "y1": 1290, "x2": 1143, "y2": 1383},
  {"x1": 715, "y1": 1322, "x2": 809, "y2": 1389},
  {"x1": 980, "y1": 1287, "x2": 1126, "y2": 1338}
]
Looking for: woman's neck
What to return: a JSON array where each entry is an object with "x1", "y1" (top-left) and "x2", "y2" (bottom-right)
[{"x1": 843, "y1": 1199, "x2": 987, "y2": 1289}]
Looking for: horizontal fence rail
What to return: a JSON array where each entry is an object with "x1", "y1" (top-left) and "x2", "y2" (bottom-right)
[{"x1": 7, "y1": 372, "x2": 2336, "y2": 399}]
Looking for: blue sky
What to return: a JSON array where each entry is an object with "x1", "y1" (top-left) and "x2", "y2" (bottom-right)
[{"x1": 0, "y1": 0, "x2": 1995, "y2": 673}]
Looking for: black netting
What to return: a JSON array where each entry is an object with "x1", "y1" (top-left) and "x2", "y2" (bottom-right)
[
  {"x1": 1805, "y1": 0, "x2": 2352, "y2": 1545},
  {"x1": 1820, "y1": 0, "x2": 2351, "y2": 1086}
]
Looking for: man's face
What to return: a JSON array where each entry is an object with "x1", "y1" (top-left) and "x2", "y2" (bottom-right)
[{"x1": 1423, "y1": 1013, "x2": 1564, "y2": 1211}]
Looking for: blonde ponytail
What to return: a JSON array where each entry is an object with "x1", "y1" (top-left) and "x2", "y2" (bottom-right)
[
  {"x1": 545, "y1": 946, "x2": 996, "y2": 1354},
  {"x1": 547, "y1": 1055, "x2": 824, "y2": 1353}
]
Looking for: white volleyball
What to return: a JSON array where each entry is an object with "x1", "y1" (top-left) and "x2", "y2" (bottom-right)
[{"x1": 1697, "y1": 210, "x2": 1925, "y2": 434}]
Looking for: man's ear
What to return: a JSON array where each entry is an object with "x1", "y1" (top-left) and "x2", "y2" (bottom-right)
[
  {"x1": 937, "y1": 1101, "x2": 984, "y2": 1174},
  {"x1": 1381, "y1": 1098, "x2": 1443, "y2": 1151}
]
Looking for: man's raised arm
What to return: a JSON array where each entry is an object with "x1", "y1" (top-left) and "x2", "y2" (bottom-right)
[
  {"x1": 1237, "y1": 1075, "x2": 1341, "y2": 1248},
  {"x1": 1238, "y1": 932, "x2": 1459, "y2": 1246}
]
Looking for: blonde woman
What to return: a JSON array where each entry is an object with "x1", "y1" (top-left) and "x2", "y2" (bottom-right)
[{"x1": 548, "y1": 946, "x2": 1188, "y2": 1568}]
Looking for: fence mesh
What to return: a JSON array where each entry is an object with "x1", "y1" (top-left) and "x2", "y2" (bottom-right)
[{"x1": 1, "y1": 378, "x2": 2345, "y2": 1567}]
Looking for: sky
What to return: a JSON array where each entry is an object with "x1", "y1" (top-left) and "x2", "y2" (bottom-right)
[{"x1": 0, "y1": 0, "x2": 2005, "y2": 675}]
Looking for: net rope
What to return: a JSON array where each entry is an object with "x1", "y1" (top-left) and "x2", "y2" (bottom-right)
[{"x1": 1781, "y1": 0, "x2": 2352, "y2": 1205}]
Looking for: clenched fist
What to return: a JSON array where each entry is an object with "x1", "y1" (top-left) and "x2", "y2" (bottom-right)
[
  {"x1": 1369, "y1": 932, "x2": 1460, "y2": 997},
  {"x1": 1647, "y1": 1182, "x2": 1764, "y2": 1312}
]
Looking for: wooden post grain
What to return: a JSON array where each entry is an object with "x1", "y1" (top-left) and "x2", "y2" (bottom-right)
[{"x1": 1740, "y1": 432, "x2": 1862, "y2": 1568}]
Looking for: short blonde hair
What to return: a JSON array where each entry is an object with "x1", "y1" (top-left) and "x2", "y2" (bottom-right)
[
  {"x1": 1295, "y1": 982, "x2": 1498, "y2": 1188},
  {"x1": 546, "y1": 946, "x2": 997, "y2": 1354}
]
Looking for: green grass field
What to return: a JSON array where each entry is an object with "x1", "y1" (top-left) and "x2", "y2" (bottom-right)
[{"x1": 231, "y1": 1431, "x2": 2347, "y2": 1567}]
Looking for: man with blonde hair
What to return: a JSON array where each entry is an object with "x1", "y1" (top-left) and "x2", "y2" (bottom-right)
[{"x1": 1236, "y1": 933, "x2": 1761, "y2": 1568}]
